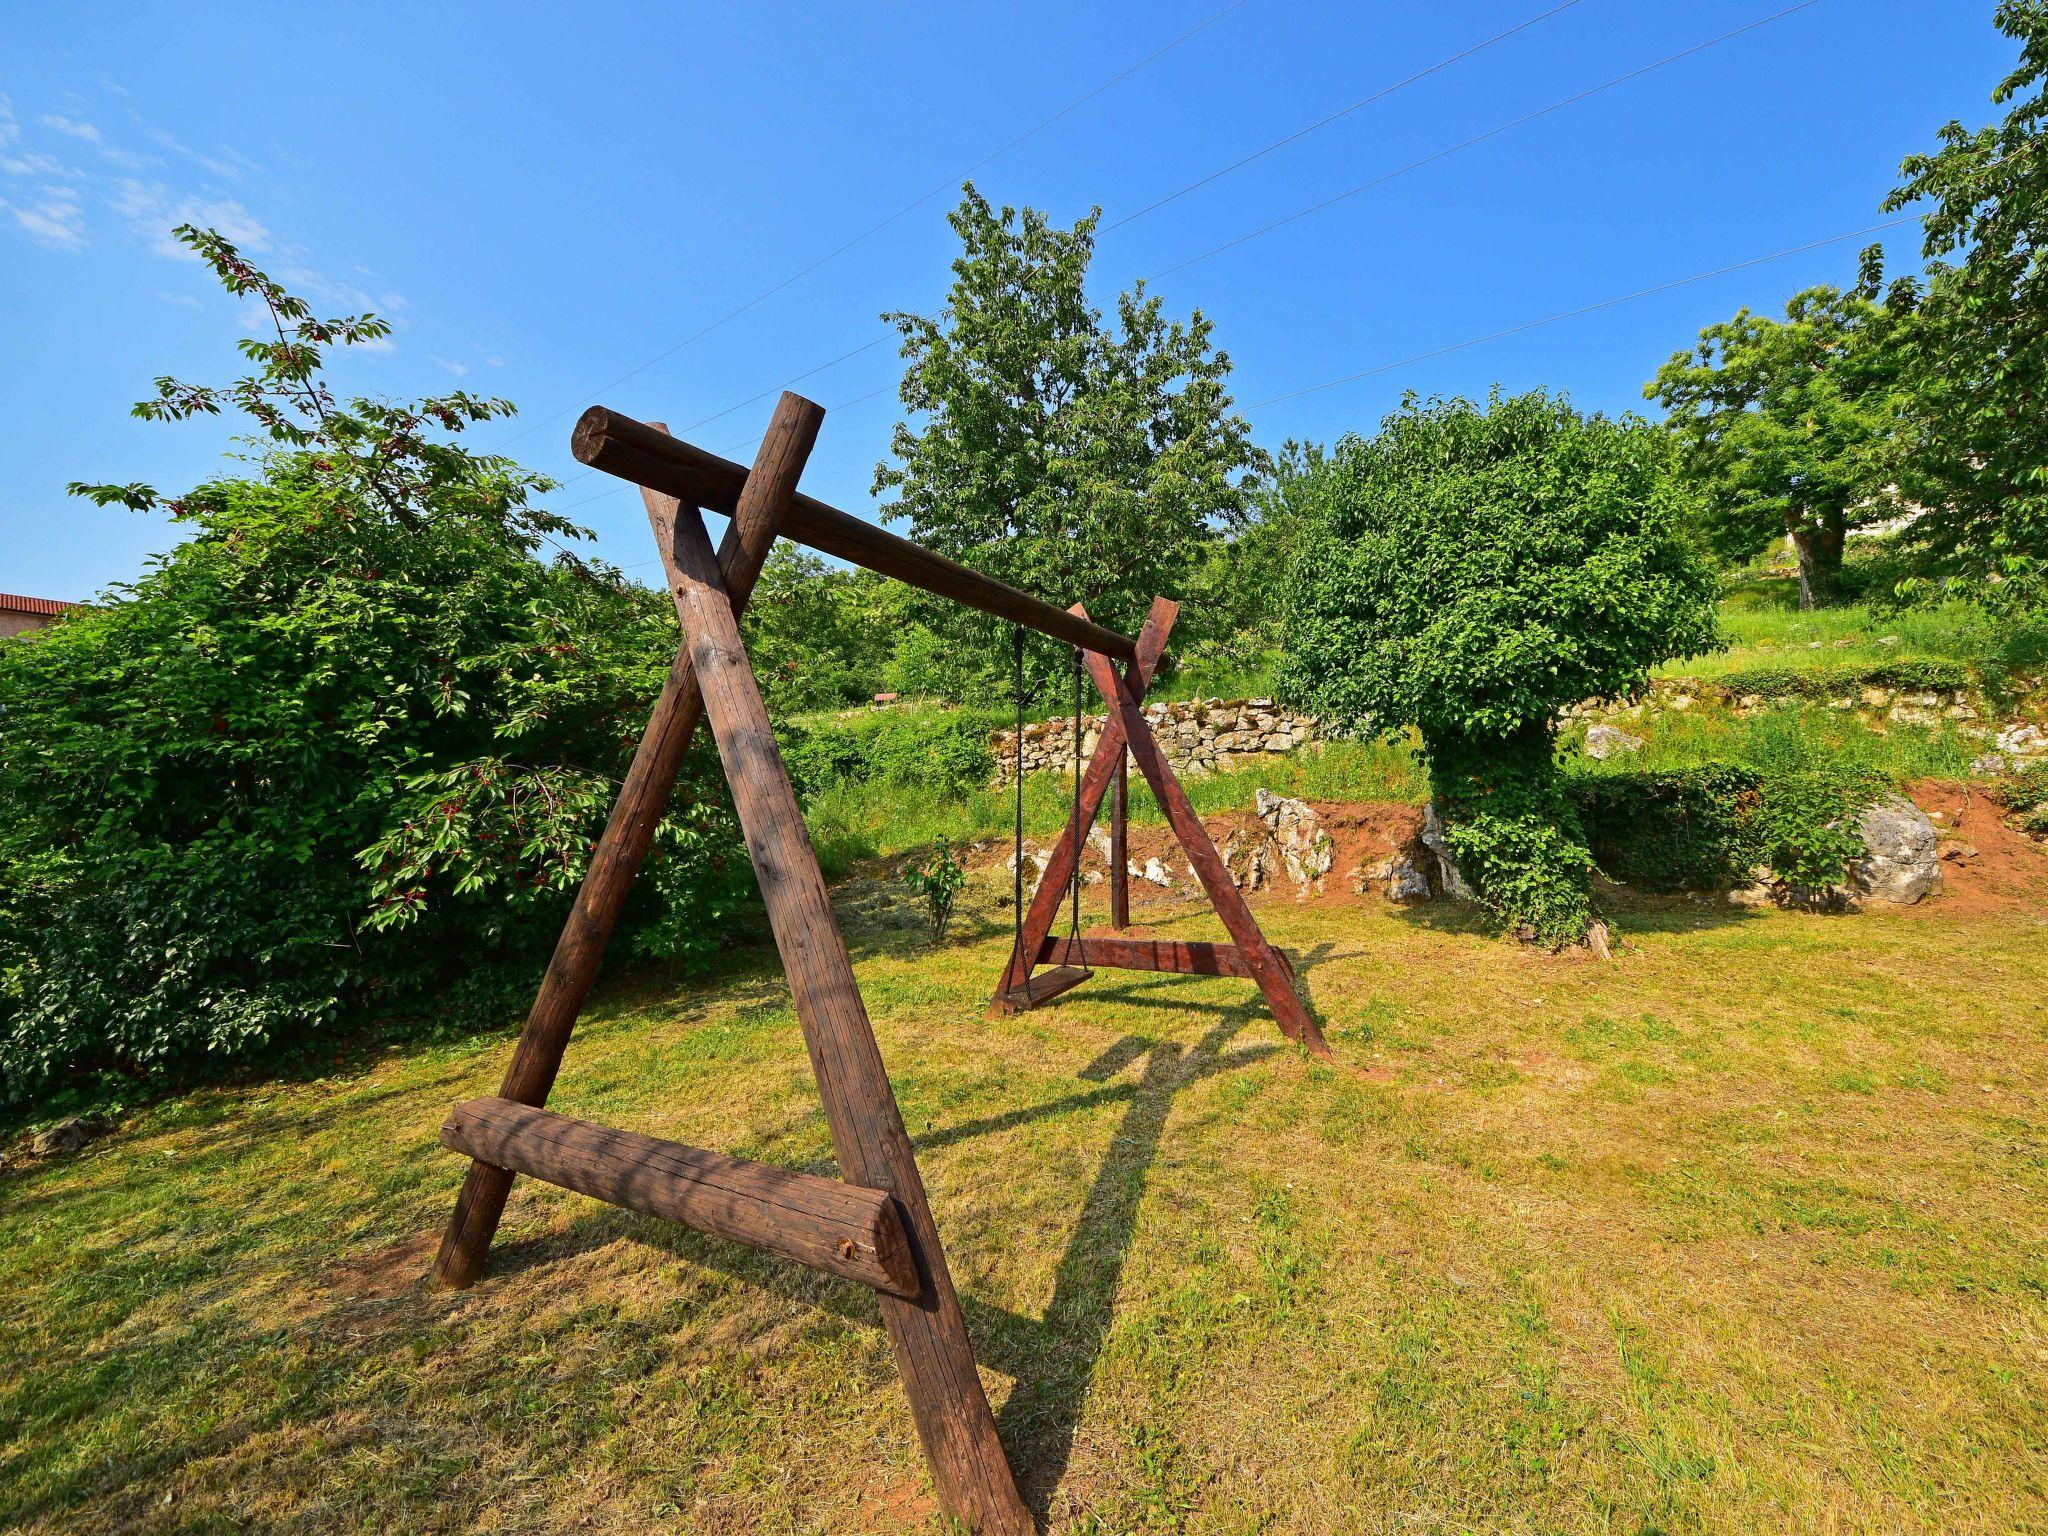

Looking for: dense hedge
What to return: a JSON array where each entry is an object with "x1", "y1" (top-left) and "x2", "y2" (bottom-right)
[
  {"x1": 1709, "y1": 658, "x2": 1972, "y2": 700},
  {"x1": 1568, "y1": 762, "x2": 1888, "y2": 893},
  {"x1": 779, "y1": 710, "x2": 999, "y2": 801}
]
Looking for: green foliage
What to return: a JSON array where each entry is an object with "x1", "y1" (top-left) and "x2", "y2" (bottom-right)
[
  {"x1": 1278, "y1": 389, "x2": 1720, "y2": 942},
  {"x1": 779, "y1": 710, "x2": 999, "y2": 803},
  {"x1": 1570, "y1": 765, "x2": 1764, "y2": 893},
  {"x1": 1708, "y1": 658, "x2": 1972, "y2": 699},
  {"x1": 900, "y1": 839, "x2": 967, "y2": 941},
  {"x1": 0, "y1": 231, "x2": 748, "y2": 1107},
  {"x1": 742, "y1": 545, "x2": 902, "y2": 713},
  {"x1": 1647, "y1": 285, "x2": 1907, "y2": 609},
  {"x1": 873, "y1": 184, "x2": 1266, "y2": 702},
  {"x1": 1569, "y1": 762, "x2": 1886, "y2": 894},
  {"x1": 1432, "y1": 728, "x2": 1597, "y2": 947},
  {"x1": 1882, "y1": 1, "x2": 2048, "y2": 605},
  {"x1": 1998, "y1": 759, "x2": 2048, "y2": 837}
]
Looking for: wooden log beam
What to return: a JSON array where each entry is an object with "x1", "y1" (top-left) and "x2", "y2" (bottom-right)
[
  {"x1": 441, "y1": 1099, "x2": 919, "y2": 1297},
  {"x1": 1037, "y1": 933, "x2": 1258, "y2": 979},
  {"x1": 659, "y1": 501, "x2": 1031, "y2": 1535},
  {"x1": 572, "y1": 405, "x2": 1138, "y2": 664},
  {"x1": 1109, "y1": 749, "x2": 1130, "y2": 931},
  {"x1": 988, "y1": 598, "x2": 1176, "y2": 1017},
  {"x1": 433, "y1": 396, "x2": 823, "y2": 1291}
]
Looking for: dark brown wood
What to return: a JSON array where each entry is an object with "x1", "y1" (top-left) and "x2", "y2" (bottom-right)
[
  {"x1": 660, "y1": 502, "x2": 1031, "y2": 1535},
  {"x1": 988, "y1": 598, "x2": 1177, "y2": 1017},
  {"x1": 441, "y1": 1098, "x2": 918, "y2": 1296},
  {"x1": 1037, "y1": 933, "x2": 1257, "y2": 979},
  {"x1": 1083, "y1": 640, "x2": 1331, "y2": 1061},
  {"x1": 991, "y1": 963, "x2": 1093, "y2": 1016},
  {"x1": 573, "y1": 405, "x2": 1137, "y2": 664},
  {"x1": 433, "y1": 397, "x2": 824, "y2": 1291},
  {"x1": 1110, "y1": 748, "x2": 1130, "y2": 930}
]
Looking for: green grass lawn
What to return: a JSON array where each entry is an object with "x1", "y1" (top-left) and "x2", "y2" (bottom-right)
[{"x1": 5, "y1": 867, "x2": 2045, "y2": 1534}]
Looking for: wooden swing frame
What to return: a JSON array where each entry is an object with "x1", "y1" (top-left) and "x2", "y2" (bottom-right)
[{"x1": 429, "y1": 394, "x2": 1323, "y2": 1534}]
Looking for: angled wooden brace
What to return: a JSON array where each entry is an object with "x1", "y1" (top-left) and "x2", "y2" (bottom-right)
[
  {"x1": 433, "y1": 395, "x2": 822, "y2": 1288},
  {"x1": 988, "y1": 597, "x2": 1177, "y2": 1016}
]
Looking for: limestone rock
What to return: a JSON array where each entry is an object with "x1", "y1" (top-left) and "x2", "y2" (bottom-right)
[
  {"x1": 1140, "y1": 857, "x2": 1172, "y2": 887},
  {"x1": 1255, "y1": 788, "x2": 1334, "y2": 897},
  {"x1": 1849, "y1": 795, "x2": 1942, "y2": 905},
  {"x1": 1584, "y1": 724, "x2": 1645, "y2": 760},
  {"x1": 33, "y1": 1115, "x2": 106, "y2": 1158},
  {"x1": 1419, "y1": 803, "x2": 1475, "y2": 901},
  {"x1": 1996, "y1": 722, "x2": 2046, "y2": 757},
  {"x1": 1970, "y1": 752, "x2": 2010, "y2": 777},
  {"x1": 1385, "y1": 854, "x2": 1434, "y2": 903}
]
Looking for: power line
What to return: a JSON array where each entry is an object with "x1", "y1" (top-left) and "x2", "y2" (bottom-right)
[
  {"x1": 665, "y1": 0, "x2": 1595, "y2": 448},
  {"x1": 657, "y1": 1, "x2": 1817, "y2": 455},
  {"x1": 1101, "y1": 0, "x2": 1584, "y2": 234},
  {"x1": 1240, "y1": 216, "x2": 1916, "y2": 412},
  {"x1": 491, "y1": 0, "x2": 1256, "y2": 453},
  {"x1": 1145, "y1": 0, "x2": 1823, "y2": 283}
]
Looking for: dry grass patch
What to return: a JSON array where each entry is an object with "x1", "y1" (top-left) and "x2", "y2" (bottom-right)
[{"x1": 3, "y1": 868, "x2": 2044, "y2": 1534}]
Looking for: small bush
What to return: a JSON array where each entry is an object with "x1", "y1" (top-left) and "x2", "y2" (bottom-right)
[
  {"x1": 1710, "y1": 658, "x2": 1972, "y2": 700},
  {"x1": 780, "y1": 710, "x2": 998, "y2": 802}
]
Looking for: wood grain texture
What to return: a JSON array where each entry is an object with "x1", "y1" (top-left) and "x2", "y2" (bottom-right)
[
  {"x1": 1082, "y1": 635, "x2": 1331, "y2": 1060},
  {"x1": 440, "y1": 1098, "x2": 917, "y2": 1296},
  {"x1": 432, "y1": 397, "x2": 822, "y2": 1291},
  {"x1": 1110, "y1": 750, "x2": 1130, "y2": 931},
  {"x1": 1036, "y1": 933, "x2": 1258, "y2": 979},
  {"x1": 660, "y1": 503, "x2": 1030, "y2": 1535},
  {"x1": 988, "y1": 597, "x2": 1177, "y2": 1016},
  {"x1": 573, "y1": 405, "x2": 1136, "y2": 663},
  {"x1": 991, "y1": 963, "x2": 1093, "y2": 1015}
]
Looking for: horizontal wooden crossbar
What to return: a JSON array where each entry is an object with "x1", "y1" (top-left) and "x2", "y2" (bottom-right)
[
  {"x1": 1037, "y1": 933, "x2": 1262, "y2": 979},
  {"x1": 571, "y1": 407, "x2": 1139, "y2": 664},
  {"x1": 440, "y1": 1098, "x2": 920, "y2": 1297}
]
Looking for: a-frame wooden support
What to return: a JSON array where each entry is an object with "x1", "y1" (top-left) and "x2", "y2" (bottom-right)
[
  {"x1": 431, "y1": 396, "x2": 1030, "y2": 1534},
  {"x1": 989, "y1": 601, "x2": 1329, "y2": 1060}
]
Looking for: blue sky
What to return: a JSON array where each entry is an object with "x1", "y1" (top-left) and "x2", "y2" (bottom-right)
[{"x1": 0, "y1": 0, "x2": 2012, "y2": 602}]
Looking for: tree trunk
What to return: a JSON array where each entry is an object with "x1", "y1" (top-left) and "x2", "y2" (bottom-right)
[{"x1": 1788, "y1": 509, "x2": 1849, "y2": 610}]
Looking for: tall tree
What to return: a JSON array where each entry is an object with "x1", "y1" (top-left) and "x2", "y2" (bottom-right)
[
  {"x1": 1882, "y1": 0, "x2": 2048, "y2": 605},
  {"x1": 873, "y1": 184, "x2": 1266, "y2": 699},
  {"x1": 1647, "y1": 284, "x2": 1907, "y2": 608}
]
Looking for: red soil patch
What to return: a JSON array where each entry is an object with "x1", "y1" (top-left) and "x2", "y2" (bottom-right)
[{"x1": 1903, "y1": 779, "x2": 2048, "y2": 918}]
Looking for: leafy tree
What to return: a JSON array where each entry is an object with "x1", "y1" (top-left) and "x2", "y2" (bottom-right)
[
  {"x1": 873, "y1": 184, "x2": 1266, "y2": 700},
  {"x1": 743, "y1": 545, "x2": 902, "y2": 712},
  {"x1": 1279, "y1": 390, "x2": 1719, "y2": 946},
  {"x1": 1647, "y1": 284, "x2": 1907, "y2": 608},
  {"x1": 0, "y1": 229, "x2": 749, "y2": 1107},
  {"x1": 1880, "y1": 0, "x2": 2048, "y2": 604}
]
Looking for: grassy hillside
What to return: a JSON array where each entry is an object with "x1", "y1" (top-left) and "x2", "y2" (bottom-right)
[{"x1": 5, "y1": 866, "x2": 2045, "y2": 1533}]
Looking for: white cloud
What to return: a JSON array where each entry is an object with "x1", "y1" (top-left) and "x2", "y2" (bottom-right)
[
  {"x1": 113, "y1": 178, "x2": 270, "y2": 256},
  {"x1": 38, "y1": 114, "x2": 100, "y2": 143},
  {"x1": 0, "y1": 95, "x2": 17, "y2": 148},
  {"x1": 2, "y1": 150, "x2": 77, "y2": 178},
  {"x1": 430, "y1": 355, "x2": 470, "y2": 377},
  {"x1": 157, "y1": 289, "x2": 201, "y2": 307},
  {"x1": 3, "y1": 185, "x2": 86, "y2": 249}
]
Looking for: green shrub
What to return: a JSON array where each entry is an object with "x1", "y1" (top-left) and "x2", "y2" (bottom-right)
[
  {"x1": 1567, "y1": 762, "x2": 1886, "y2": 894},
  {"x1": 1278, "y1": 389, "x2": 1720, "y2": 945},
  {"x1": 1570, "y1": 765, "x2": 1764, "y2": 892},
  {"x1": 781, "y1": 710, "x2": 999, "y2": 802}
]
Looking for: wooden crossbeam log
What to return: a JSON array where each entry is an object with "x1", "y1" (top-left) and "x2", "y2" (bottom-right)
[
  {"x1": 572, "y1": 406, "x2": 1138, "y2": 664},
  {"x1": 441, "y1": 1098, "x2": 919, "y2": 1297},
  {"x1": 1036, "y1": 933, "x2": 1260, "y2": 979}
]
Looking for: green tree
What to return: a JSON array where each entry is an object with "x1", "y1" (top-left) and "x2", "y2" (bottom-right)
[
  {"x1": 1647, "y1": 284, "x2": 1907, "y2": 608},
  {"x1": 0, "y1": 229, "x2": 749, "y2": 1107},
  {"x1": 743, "y1": 545, "x2": 902, "y2": 712},
  {"x1": 1881, "y1": 0, "x2": 2048, "y2": 604},
  {"x1": 1279, "y1": 391, "x2": 1719, "y2": 946},
  {"x1": 873, "y1": 185, "x2": 1266, "y2": 700}
]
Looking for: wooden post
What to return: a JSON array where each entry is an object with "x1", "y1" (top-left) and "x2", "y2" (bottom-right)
[
  {"x1": 432, "y1": 396, "x2": 823, "y2": 1290},
  {"x1": 1083, "y1": 644, "x2": 1330, "y2": 1060},
  {"x1": 990, "y1": 598, "x2": 1176, "y2": 1013},
  {"x1": 660, "y1": 503, "x2": 1031, "y2": 1534},
  {"x1": 1109, "y1": 748, "x2": 1130, "y2": 930}
]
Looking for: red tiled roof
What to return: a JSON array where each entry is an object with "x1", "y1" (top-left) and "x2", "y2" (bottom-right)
[{"x1": 0, "y1": 593, "x2": 76, "y2": 616}]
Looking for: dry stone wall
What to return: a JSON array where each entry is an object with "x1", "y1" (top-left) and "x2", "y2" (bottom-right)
[{"x1": 991, "y1": 697, "x2": 1329, "y2": 783}]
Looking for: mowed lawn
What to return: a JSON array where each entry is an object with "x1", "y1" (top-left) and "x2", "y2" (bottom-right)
[{"x1": 4, "y1": 868, "x2": 2046, "y2": 1534}]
